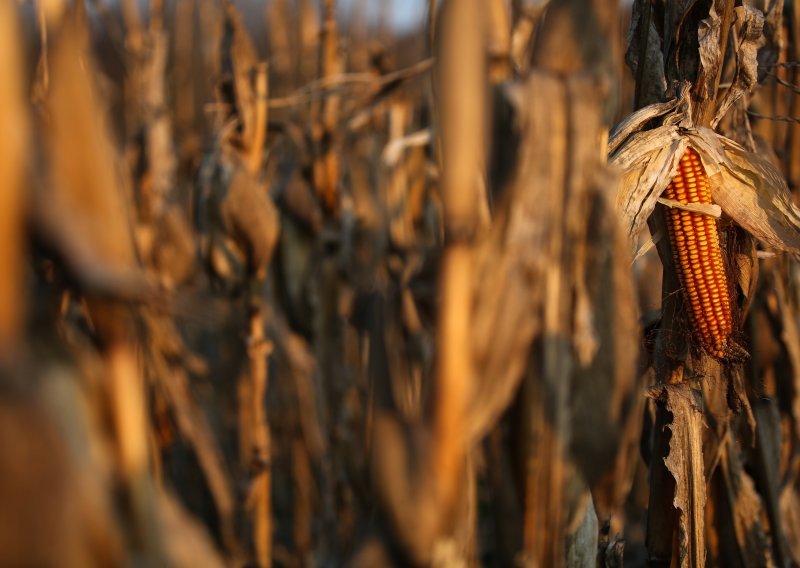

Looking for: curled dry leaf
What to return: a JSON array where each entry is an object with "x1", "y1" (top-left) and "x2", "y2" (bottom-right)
[
  {"x1": 609, "y1": 122, "x2": 685, "y2": 246},
  {"x1": 695, "y1": 2, "x2": 723, "y2": 105},
  {"x1": 711, "y1": 5, "x2": 764, "y2": 128},
  {"x1": 608, "y1": 96, "x2": 678, "y2": 154}
]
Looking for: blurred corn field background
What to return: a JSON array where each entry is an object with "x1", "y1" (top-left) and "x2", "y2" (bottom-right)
[{"x1": 4, "y1": 0, "x2": 800, "y2": 566}]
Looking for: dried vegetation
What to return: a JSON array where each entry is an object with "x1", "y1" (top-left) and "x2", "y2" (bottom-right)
[{"x1": 2, "y1": 0, "x2": 800, "y2": 566}]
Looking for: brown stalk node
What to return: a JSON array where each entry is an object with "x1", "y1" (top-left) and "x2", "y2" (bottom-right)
[{"x1": 663, "y1": 147, "x2": 733, "y2": 359}]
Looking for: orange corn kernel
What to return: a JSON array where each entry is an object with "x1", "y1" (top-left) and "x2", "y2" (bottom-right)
[{"x1": 663, "y1": 147, "x2": 732, "y2": 359}]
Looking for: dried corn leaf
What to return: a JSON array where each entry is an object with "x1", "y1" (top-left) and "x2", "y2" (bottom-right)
[
  {"x1": 566, "y1": 76, "x2": 641, "y2": 521},
  {"x1": 711, "y1": 6, "x2": 764, "y2": 127},
  {"x1": 707, "y1": 138, "x2": 800, "y2": 255},
  {"x1": 608, "y1": 97, "x2": 678, "y2": 154},
  {"x1": 610, "y1": 125, "x2": 684, "y2": 247},
  {"x1": 476, "y1": 67, "x2": 637, "y2": 563},
  {"x1": 144, "y1": 313, "x2": 236, "y2": 549},
  {"x1": 653, "y1": 384, "x2": 706, "y2": 568},
  {"x1": 756, "y1": 0, "x2": 783, "y2": 77},
  {"x1": 570, "y1": 183, "x2": 642, "y2": 519},
  {"x1": 219, "y1": 2, "x2": 260, "y2": 148},
  {"x1": 38, "y1": 22, "x2": 157, "y2": 355},
  {"x1": 45, "y1": 25, "x2": 137, "y2": 270},
  {"x1": 467, "y1": 71, "x2": 570, "y2": 442},
  {"x1": 695, "y1": 3, "x2": 723, "y2": 105}
]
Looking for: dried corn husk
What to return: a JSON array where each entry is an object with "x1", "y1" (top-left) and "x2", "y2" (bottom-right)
[{"x1": 611, "y1": 110, "x2": 800, "y2": 257}]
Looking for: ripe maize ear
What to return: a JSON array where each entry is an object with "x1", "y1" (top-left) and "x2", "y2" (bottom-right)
[{"x1": 663, "y1": 147, "x2": 733, "y2": 359}]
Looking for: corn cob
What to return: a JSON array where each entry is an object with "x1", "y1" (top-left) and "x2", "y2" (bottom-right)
[{"x1": 663, "y1": 147, "x2": 732, "y2": 359}]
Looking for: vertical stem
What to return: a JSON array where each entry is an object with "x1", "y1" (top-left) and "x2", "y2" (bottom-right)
[
  {"x1": 107, "y1": 344, "x2": 150, "y2": 487},
  {"x1": 436, "y1": 0, "x2": 487, "y2": 238},
  {"x1": 245, "y1": 300, "x2": 273, "y2": 568},
  {"x1": 313, "y1": 0, "x2": 342, "y2": 213},
  {"x1": 240, "y1": 48, "x2": 272, "y2": 553},
  {"x1": 434, "y1": 246, "x2": 473, "y2": 510},
  {"x1": 248, "y1": 64, "x2": 269, "y2": 176},
  {"x1": 0, "y1": 1, "x2": 26, "y2": 355},
  {"x1": 488, "y1": 0, "x2": 512, "y2": 82},
  {"x1": 229, "y1": 29, "x2": 275, "y2": 543},
  {"x1": 142, "y1": 28, "x2": 175, "y2": 221},
  {"x1": 104, "y1": 339, "x2": 167, "y2": 563},
  {"x1": 433, "y1": 0, "x2": 485, "y2": 548},
  {"x1": 122, "y1": 0, "x2": 144, "y2": 137},
  {"x1": 173, "y1": 0, "x2": 197, "y2": 170}
]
